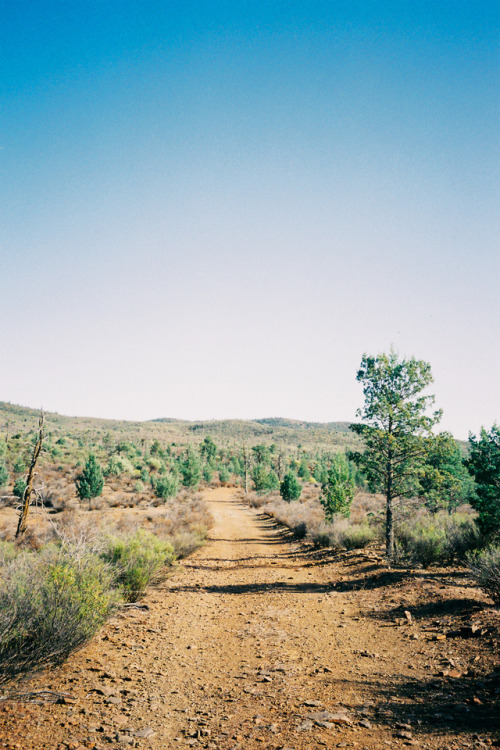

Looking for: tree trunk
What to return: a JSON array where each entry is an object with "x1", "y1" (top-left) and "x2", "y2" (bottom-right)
[
  {"x1": 16, "y1": 412, "x2": 44, "y2": 538},
  {"x1": 243, "y1": 447, "x2": 249, "y2": 494}
]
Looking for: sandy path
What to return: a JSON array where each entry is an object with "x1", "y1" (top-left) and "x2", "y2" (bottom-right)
[{"x1": 1, "y1": 488, "x2": 496, "y2": 749}]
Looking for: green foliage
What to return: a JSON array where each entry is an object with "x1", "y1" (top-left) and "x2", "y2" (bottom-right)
[
  {"x1": 13, "y1": 478, "x2": 26, "y2": 499},
  {"x1": 202, "y1": 465, "x2": 213, "y2": 483},
  {"x1": 0, "y1": 549, "x2": 119, "y2": 685},
  {"x1": 104, "y1": 455, "x2": 122, "y2": 477},
  {"x1": 252, "y1": 444, "x2": 271, "y2": 465},
  {"x1": 0, "y1": 463, "x2": 8, "y2": 488},
  {"x1": 252, "y1": 465, "x2": 279, "y2": 494},
  {"x1": 218, "y1": 465, "x2": 230, "y2": 483},
  {"x1": 320, "y1": 454, "x2": 355, "y2": 519},
  {"x1": 75, "y1": 454, "x2": 104, "y2": 504},
  {"x1": 395, "y1": 512, "x2": 481, "y2": 567},
  {"x1": 200, "y1": 436, "x2": 217, "y2": 462},
  {"x1": 350, "y1": 350, "x2": 442, "y2": 558},
  {"x1": 13, "y1": 458, "x2": 25, "y2": 474},
  {"x1": 154, "y1": 473, "x2": 179, "y2": 500},
  {"x1": 297, "y1": 458, "x2": 311, "y2": 481},
  {"x1": 103, "y1": 530, "x2": 175, "y2": 601},
  {"x1": 467, "y1": 425, "x2": 500, "y2": 539},
  {"x1": 179, "y1": 451, "x2": 202, "y2": 488},
  {"x1": 419, "y1": 433, "x2": 474, "y2": 512},
  {"x1": 280, "y1": 472, "x2": 302, "y2": 502},
  {"x1": 467, "y1": 546, "x2": 500, "y2": 604}
]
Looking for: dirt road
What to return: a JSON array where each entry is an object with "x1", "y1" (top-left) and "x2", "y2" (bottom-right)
[{"x1": 1, "y1": 488, "x2": 497, "y2": 749}]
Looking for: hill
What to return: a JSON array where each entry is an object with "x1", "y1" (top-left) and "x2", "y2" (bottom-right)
[{"x1": 0, "y1": 401, "x2": 360, "y2": 452}]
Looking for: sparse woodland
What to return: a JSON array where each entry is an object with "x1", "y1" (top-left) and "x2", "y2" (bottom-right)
[{"x1": 0, "y1": 353, "x2": 498, "y2": 698}]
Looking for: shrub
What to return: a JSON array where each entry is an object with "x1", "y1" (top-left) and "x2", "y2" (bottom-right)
[
  {"x1": 310, "y1": 519, "x2": 375, "y2": 550},
  {"x1": 75, "y1": 454, "x2": 104, "y2": 507},
  {"x1": 0, "y1": 464, "x2": 8, "y2": 488},
  {"x1": 218, "y1": 465, "x2": 230, "y2": 483},
  {"x1": 0, "y1": 548, "x2": 119, "y2": 685},
  {"x1": 320, "y1": 454, "x2": 355, "y2": 519},
  {"x1": 13, "y1": 478, "x2": 26, "y2": 499},
  {"x1": 102, "y1": 530, "x2": 175, "y2": 601},
  {"x1": 180, "y1": 452, "x2": 202, "y2": 488},
  {"x1": 154, "y1": 473, "x2": 179, "y2": 500},
  {"x1": 395, "y1": 511, "x2": 481, "y2": 567},
  {"x1": 252, "y1": 465, "x2": 279, "y2": 494},
  {"x1": 280, "y1": 472, "x2": 302, "y2": 502},
  {"x1": 467, "y1": 546, "x2": 500, "y2": 603}
]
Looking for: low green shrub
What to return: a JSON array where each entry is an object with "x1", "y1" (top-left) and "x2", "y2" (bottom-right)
[
  {"x1": 154, "y1": 473, "x2": 179, "y2": 500},
  {"x1": 13, "y1": 478, "x2": 26, "y2": 499},
  {"x1": 395, "y1": 512, "x2": 480, "y2": 567},
  {"x1": 0, "y1": 548, "x2": 119, "y2": 685},
  {"x1": 103, "y1": 530, "x2": 175, "y2": 601},
  {"x1": 310, "y1": 519, "x2": 376, "y2": 549},
  {"x1": 467, "y1": 546, "x2": 500, "y2": 603}
]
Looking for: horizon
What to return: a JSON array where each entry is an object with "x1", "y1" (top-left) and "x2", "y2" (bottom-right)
[{"x1": 1, "y1": 2, "x2": 498, "y2": 443}]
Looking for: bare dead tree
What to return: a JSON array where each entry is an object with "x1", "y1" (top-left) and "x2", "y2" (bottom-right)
[{"x1": 16, "y1": 412, "x2": 44, "y2": 538}]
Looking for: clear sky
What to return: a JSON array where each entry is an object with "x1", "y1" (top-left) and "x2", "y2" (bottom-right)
[{"x1": 1, "y1": 1, "x2": 499, "y2": 439}]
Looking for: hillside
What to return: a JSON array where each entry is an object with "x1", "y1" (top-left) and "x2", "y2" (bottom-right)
[{"x1": 0, "y1": 401, "x2": 360, "y2": 452}]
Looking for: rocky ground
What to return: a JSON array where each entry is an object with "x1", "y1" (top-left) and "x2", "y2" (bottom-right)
[{"x1": 0, "y1": 487, "x2": 498, "y2": 750}]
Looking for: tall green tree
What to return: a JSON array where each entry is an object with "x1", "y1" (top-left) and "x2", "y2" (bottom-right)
[
  {"x1": 350, "y1": 351, "x2": 442, "y2": 559},
  {"x1": 75, "y1": 454, "x2": 104, "y2": 508},
  {"x1": 467, "y1": 424, "x2": 500, "y2": 538}
]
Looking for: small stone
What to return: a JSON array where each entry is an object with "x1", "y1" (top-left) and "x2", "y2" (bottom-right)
[
  {"x1": 296, "y1": 720, "x2": 314, "y2": 731},
  {"x1": 395, "y1": 730, "x2": 413, "y2": 739},
  {"x1": 359, "y1": 719, "x2": 372, "y2": 728},
  {"x1": 134, "y1": 727, "x2": 157, "y2": 738},
  {"x1": 304, "y1": 700, "x2": 323, "y2": 707}
]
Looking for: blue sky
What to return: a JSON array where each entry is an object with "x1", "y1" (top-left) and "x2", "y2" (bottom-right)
[{"x1": 1, "y1": 1, "x2": 499, "y2": 438}]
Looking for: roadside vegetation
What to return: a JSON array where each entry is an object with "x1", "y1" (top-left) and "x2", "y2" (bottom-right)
[{"x1": 0, "y1": 355, "x2": 498, "y2": 686}]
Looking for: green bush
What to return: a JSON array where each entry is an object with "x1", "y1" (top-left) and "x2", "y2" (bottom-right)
[
  {"x1": 310, "y1": 519, "x2": 375, "y2": 550},
  {"x1": 252, "y1": 465, "x2": 279, "y2": 494},
  {"x1": 280, "y1": 472, "x2": 302, "y2": 502},
  {"x1": 218, "y1": 465, "x2": 230, "y2": 483},
  {"x1": 154, "y1": 473, "x2": 179, "y2": 500},
  {"x1": 13, "y1": 478, "x2": 26, "y2": 499},
  {"x1": 0, "y1": 549, "x2": 119, "y2": 685},
  {"x1": 0, "y1": 464, "x2": 8, "y2": 488},
  {"x1": 13, "y1": 459, "x2": 25, "y2": 474},
  {"x1": 179, "y1": 452, "x2": 202, "y2": 488},
  {"x1": 202, "y1": 465, "x2": 213, "y2": 483},
  {"x1": 75, "y1": 454, "x2": 104, "y2": 506},
  {"x1": 320, "y1": 454, "x2": 355, "y2": 519},
  {"x1": 103, "y1": 530, "x2": 175, "y2": 601},
  {"x1": 467, "y1": 546, "x2": 500, "y2": 604},
  {"x1": 395, "y1": 512, "x2": 480, "y2": 567}
]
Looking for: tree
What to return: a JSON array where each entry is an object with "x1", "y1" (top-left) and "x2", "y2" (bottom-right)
[
  {"x1": 75, "y1": 454, "x2": 104, "y2": 508},
  {"x1": 280, "y1": 472, "x2": 302, "y2": 502},
  {"x1": 16, "y1": 412, "x2": 44, "y2": 537},
  {"x1": 419, "y1": 432, "x2": 474, "y2": 513},
  {"x1": 350, "y1": 351, "x2": 442, "y2": 559},
  {"x1": 179, "y1": 450, "x2": 202, "y2": 488},
  {"x1": 252, "y1": 465, "x2": 279, "y2": 494},
  {"x1": 467, "y1": 424, "x2": 500, "y2": 539},
  {"x1": 320, "y1": 453, "x2": 355, "y2": 520},
  {"x1": 200, "y1": 436, "x2": 217, "y2": 463}
]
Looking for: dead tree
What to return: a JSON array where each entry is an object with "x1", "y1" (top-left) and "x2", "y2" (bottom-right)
[{"x1": 16, "y1": 412, "x2": 44, "y2": 538}]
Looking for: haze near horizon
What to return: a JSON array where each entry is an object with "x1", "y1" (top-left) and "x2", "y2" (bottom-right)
[{"x1": 1, "y1": 2, "x2": 499, "y2": 441}]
